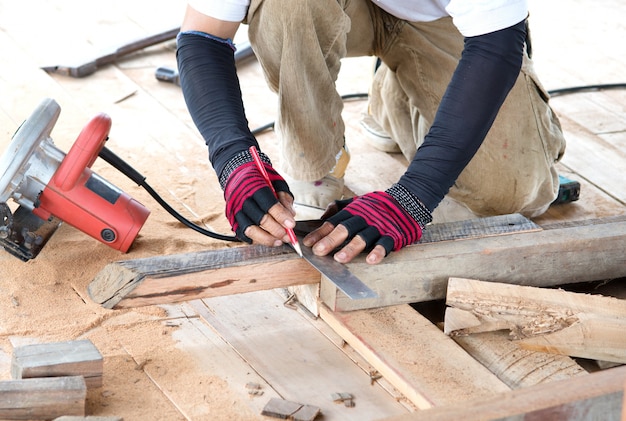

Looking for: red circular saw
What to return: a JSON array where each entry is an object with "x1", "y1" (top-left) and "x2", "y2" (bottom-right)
[{"x1": 0, "y1": 98, "x2": 150, "y2": 260}]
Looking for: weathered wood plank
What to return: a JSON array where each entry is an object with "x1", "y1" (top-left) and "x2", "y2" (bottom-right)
[
  {"x1": 11, "y1": 340, "x2": 103, "y2": 389},
  {"x1": 190, "y1": 291, "x2": 409, "y2": 420},
  {"x1": 381, "y1": 365, "x2": 626, "y2": 421},
  {"x1": 451, "y1": 330, "x2": 587, "y2": 390},
  {"x1": 322, "y1": 216, "x2": 626, "y2": 311},
  {"x1": 0, "y1": 376, "x2": 86, "y2": 420},
  {"x1": 318, "y1": 304, "x2": 510, "y2": 410},
  {"x1": 87, "y1": 245, "x2": 319, "y2": 309},
  {"x1": 88, "y1": 214, "x2": 539, "y2": 310},
  {"x1": 444, "y1": 277, "x2": 626, "y2": 364}
]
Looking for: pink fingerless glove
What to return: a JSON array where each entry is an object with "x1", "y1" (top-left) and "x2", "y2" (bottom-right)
[
  {"x1": 221, "y1": 150, "x2": 291, "y2": 242},
  {"x1": 326, "y1": 183, "x2": 431, "y2": 255}
]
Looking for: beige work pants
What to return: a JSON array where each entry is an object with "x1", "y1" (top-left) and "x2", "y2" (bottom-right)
[{"x1": 246, "y1": 0, "x2": 566, "y2": 217}]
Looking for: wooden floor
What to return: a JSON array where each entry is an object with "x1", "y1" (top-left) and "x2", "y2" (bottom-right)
[{"x1": 1, "y1": 0, "x2": 625, "y2": 420}]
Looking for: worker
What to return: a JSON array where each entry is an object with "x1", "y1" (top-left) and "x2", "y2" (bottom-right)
[{"x1": 176, "y1": 0, "x2": 566, "y2": 265}]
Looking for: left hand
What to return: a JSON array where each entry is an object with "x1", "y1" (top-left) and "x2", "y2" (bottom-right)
[{"x1": 302, "y1": 191, "x2": 423, "y2": 264}]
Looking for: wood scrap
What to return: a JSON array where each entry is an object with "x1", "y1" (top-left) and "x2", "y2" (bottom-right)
[
  {"x1": 380, "y1": 365, "x2": 626, "y2": 421},
  {"x1": 0, "y1": 376, "x2": 86, "y2": 419},
  {"x1": 11, "y1": 339, "x2": 103, "y2": 388},
  {"x1": 261, "y1": 398, "x2": 320, "y2": 421},
  {"x1": 322, "y1": 215, "x2": 626, "y2": 311},
  {"x1": 444, "y1": 277, "x2": 626, "y2": 364}
]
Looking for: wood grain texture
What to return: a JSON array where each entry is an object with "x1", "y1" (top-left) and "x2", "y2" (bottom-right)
[
  {"x1": 0, "y1": 376, "x2": 86, "y2": 420},
  {"x1": 381, "y1": 365, "x2": 626, "y2": 421},
  {"x1": 445, "y1": 278, "x2": 626, "y2": 363},
  {"x1": 322, "y1": 217, "x2": 626, "y2": 311},
  {"x1": 88, "y1": 214, "x2": 539, "y2": 310},
  {"x1": 11, "y1": 340, "x2": 103, "y2": 389},
  {"x1": 189, "y1": 291, "x2": 409, "y2": 420},
  {"x1": 451, "y1": 330, "x2": 587, "y2": 389},
  {"x1": 88, "y1": 245, "x2": 319, "y2": 309},
  {"x1": 318, "y1": 304, "x2": 510, "y2": 410}
]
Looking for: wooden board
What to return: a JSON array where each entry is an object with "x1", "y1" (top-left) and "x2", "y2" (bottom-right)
[
  {"x1": 189, "y1": 291, "x2": 409, "y2": 420},
  {"x1": 451, "y1": 330, "x2": 587, "y2": 389},
  {"x1": 318, "y1": 304, "x2": 510, "y2": 410},
  {"x1": 0, "y1": 376, "x2": 86, "y2": 419},
  {"x1": 87, "y1": 245, "x2": 319, "y2": 309},
  {"x1": 11, "y1": 340, "x2": 103, "y2": 388},
  {"x1": 321, "y1": 216, "x2": 626, "y2": 311},
  {"x1": 381, "y1": 365, "x2": 626, "y2": 421},
  {"x1": 444, "y1": 277, "x2": 626, "y2": 364},
  {"x1": 87, "y1": 214, "x2": 539, "y2": 310}
]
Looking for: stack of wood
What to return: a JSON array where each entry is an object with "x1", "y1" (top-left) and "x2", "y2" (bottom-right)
[
  {"x1": 403, "y1": 277, "x2": 626, "y2": 421},
  {"x1": 444, "y1": 277, "x2": 626, "y2": 366},
  {"x1": 0, "y1": 339, "x2": 119, "y2": 421}
]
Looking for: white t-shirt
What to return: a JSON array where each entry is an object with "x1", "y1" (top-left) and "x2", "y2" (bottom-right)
[{"x1": 187, "y1": 0, "x2": 528, "y2": 37}]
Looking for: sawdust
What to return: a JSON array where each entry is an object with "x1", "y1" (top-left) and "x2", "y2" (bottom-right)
[{"x1": 0, "y1": 154, "x2": 259, "y2": 419}]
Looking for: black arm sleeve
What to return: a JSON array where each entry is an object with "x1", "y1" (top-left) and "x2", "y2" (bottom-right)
[
  {"x1": 397, "y1": 19, "x2": 527, "y2": 211},
  {"x1": 176, "y1": 31, "x2": 257, "y2": 179}
]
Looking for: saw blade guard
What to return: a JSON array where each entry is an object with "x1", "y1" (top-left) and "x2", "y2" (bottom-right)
[{"x1": 0, "y1": 98, "x2": 65, "y2": 209}]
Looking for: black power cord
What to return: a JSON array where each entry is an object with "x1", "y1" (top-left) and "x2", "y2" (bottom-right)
[
  {"x1": 102, "y1": 82, "x2": 625, "y2": 243},
  {"x1": 251, "y1": 83, "x2": 626, "y2": 136},
  {"x1": 546, "y1": 83, "x2": 626, "y2": 97},
  {"x1": 98, "y1": 147, "x2": 239, "y2": 242}
]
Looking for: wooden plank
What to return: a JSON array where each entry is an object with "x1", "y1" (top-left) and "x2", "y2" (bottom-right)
[
  {"x1": 0, "y1": 376, "x2": 86, "y2": 420},
  {"x1": 318, "y1": 304, "x2": 510, "y2": 410},
  {"x1": 118, "y1": 309, "x2": 282, "y2": 419},
  {"x1": 321, "y1": 216, "x2": 626, "y2": 311},
  {"x1": 451, "y1": 330, "x2": 587, "y2": 390},
  {"x1": 555, "y1": 113, "x2": 626, "y2": 205},
  {"x1": 11, "y1": 340, "x2": 103, "y2": 388},
  {"x1": 381, "y1": 365, "x2": 626, "y2": 421},
  {"x1": 87, "y1": 245, "x2": 319, "y2": 309},
  {"x1": 444, "y1": 278, "x2": 626, "y2": 364},
  {"x1": 87, "y1": 214, "x2": 538, "y2": 310},
  {"x1": 189, "y1": 291, "x2": 409, "y2": 420}
]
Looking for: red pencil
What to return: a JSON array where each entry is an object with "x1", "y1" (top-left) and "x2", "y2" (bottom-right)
[{"x1": 249, "y1": 146, "x2": 303, "y2": 257}]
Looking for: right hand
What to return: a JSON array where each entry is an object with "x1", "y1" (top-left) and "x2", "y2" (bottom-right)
[{"x1": 223, "y1": 156, "x2": 296, "y2": 246}]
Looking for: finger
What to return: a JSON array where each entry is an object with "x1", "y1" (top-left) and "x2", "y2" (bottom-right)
[
  {"x1": 365, "y1": 244, "x2": 388, "y2": 265},
  {"x1": 302, "y1": 221, "x2": 336, "y2": 247},
  {"x1": 244, "y1": 224, "x2": 284, "y2": 248},
  {"x1": 357, "y1": 226, "x2": 381, "y2": 250},
  {"x1": 267, "y1": 200, "x2": 296, "y2": 230},
  {"x1": 277, "y1": 191, "x2": 296, "y2": 216},
  {"x1": 255, "y1": 213, "x2": 291, "y2": 244},
  {"x1": 333, "y1": 235, "x2": 367, "y2": 263},
  {"x1": 311, "y1": 224, "x2": 350, "y2": 256}
]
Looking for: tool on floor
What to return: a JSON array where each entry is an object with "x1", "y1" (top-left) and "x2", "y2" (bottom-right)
[
  {"x1": 0, "y1": 98, "x2": 150, "y2": 261},
  {"x1": 553, "y1": 174, "x2": 581, "y2": 205},
  {"x1": 41, "y1": 27, "x2": 180, "y2": 78}
]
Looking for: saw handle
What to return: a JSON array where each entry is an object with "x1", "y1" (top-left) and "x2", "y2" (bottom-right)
[{"x1": 53, "y1": 113, "x2": 111, "y2": 191}]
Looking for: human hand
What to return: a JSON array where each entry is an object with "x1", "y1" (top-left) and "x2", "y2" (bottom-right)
[
  {"x1": 222, "y1": 150, "x2": 296, "y2": 246},
  {"x1": 302, "y1": 186, "x2": 428, "y2": 264}
]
